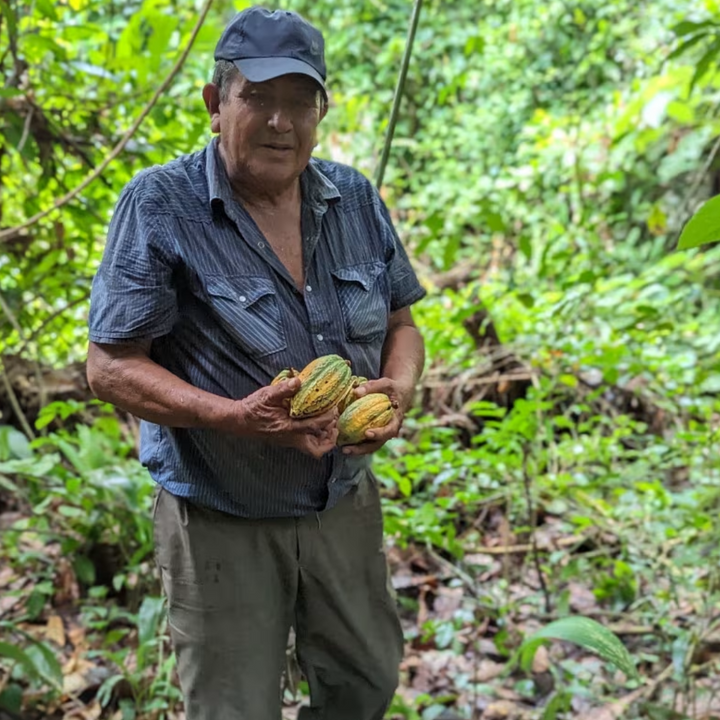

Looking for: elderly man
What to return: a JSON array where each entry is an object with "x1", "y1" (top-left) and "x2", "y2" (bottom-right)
[{"x1": 86, "y1": 6, "x2": 426, "y2": 720}]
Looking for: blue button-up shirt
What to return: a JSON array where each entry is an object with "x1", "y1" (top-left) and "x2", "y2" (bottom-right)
[{"x1": 88, "y1": 138, "x2": 426, "y2": 518}]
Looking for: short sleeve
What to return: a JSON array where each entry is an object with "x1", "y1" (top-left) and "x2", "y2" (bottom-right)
[
  {"x1": 373, "y1": 191, "x2": 427, "y2": 312},
  {"x1": 88, "y1": 182, "x2": 180, "y2": 344}
]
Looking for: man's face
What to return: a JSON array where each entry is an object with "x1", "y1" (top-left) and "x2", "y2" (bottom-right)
[{"x1": 205, "y1": 72, "x2": 326, "y2": 192}]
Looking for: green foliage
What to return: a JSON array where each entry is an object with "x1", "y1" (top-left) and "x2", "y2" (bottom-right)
[
  {"x1": 677, "y1": 195, "x2": 720, "y2": 249},
  {"x1": 519, "y1": 617, "x2": 639, "y2": 681}
]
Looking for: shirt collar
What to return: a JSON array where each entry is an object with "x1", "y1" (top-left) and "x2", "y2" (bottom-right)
[{"x1": 205, "y1": 137, "x2": 341, "y2": 212}]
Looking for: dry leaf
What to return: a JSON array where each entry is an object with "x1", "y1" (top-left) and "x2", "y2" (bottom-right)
[
  {"x1": 568, "y1": 580, "x2": 598, "y2": 612},
  {"x1": 0, "y1": 565, "x2": 16, "y2": 589},
  {"x1": 531, "y1": 645, "x2": 550, "y2": 674},
  {"x1": 474, "y1": 660, "x2": 506, "y2": 683},
  {"x1": 433, "y1": 587, "x2": 464, "y2": 621},
  {"x1": 483, "y1": 700, "x2": 522, "y2": 719},
  {"x1": 46, "y1": 613, "x2": 66, "y2": 647},
  {"x1": 66, "y1": 621, "x2": 87, "y2": 650}
]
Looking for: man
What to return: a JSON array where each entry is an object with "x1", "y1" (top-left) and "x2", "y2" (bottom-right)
[{"x1": 86, "y1": 6, "x2": 426, "y2": 720}]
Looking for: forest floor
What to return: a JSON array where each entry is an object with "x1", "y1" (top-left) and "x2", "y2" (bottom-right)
[{"x1": 2, "y1": 482, "x2": 719, "y2": 720}]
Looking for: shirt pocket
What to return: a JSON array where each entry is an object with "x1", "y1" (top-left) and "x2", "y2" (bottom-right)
[
  {"x1": 205, "y1": 275, "x2": 287, "y2": 357},
  {"x1": 331, "y1": 261, "x2": 389, "y2": 343}
]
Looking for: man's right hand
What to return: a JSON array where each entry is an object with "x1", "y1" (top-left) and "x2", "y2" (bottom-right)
[{"x1": 224, "y1": 378, "x2": 339, "y2": 460}]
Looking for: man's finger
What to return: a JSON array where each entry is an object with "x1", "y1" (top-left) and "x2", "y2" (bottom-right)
[
  {"x1": 265, "y1": 377, "x2": 302, "y2": 401},
  {"x1": 291, "y1": 408, "x2": 338, "y2": 433},
  {"x1": 355, "y1": 378, "x2": 394, "y2": 398}
]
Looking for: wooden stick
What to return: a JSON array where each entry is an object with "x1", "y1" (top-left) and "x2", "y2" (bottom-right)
[{"x1": 470, "y1": 534, "x2": 589, "y2": 556}]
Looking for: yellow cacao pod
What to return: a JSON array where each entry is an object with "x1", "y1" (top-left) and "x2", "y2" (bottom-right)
[
  {"x1": 289, "y1": 354, "x2": 353, "y2": 418},
  {"x1": 270, "y1": 367, "x2": 299, "y2": 386},
  {"x1": 336, "y1": 376, "x2": 368, "y2": 414},
  {"x1": 337, "y1": 392, "x2": 395, "y2": 446}
]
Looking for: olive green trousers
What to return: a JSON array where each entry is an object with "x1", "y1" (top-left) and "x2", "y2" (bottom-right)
[{"x1": 153, "y1": 473, "x2": 404, "y2": 720}]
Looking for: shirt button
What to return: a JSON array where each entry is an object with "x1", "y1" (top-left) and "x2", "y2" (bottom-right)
[
  {"x1": 305, "y1": 285, "x2": 312, "y2": 292},
  {"x1": 316, "y1": 334, "x2": 324, "y2": 341},
  {"x1": 239, "y1": 295, "x2": 247, "y2": 302},
  {"x1": 330, "y1": 477, "x2": 336, "y2": 484},
  {"x1": 257, "y1": 241, "x2": 265, "y2": 249}
]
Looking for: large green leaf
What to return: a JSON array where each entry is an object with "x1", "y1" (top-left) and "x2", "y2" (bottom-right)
[
  {"x1": 520, "y1": 616, "x2": 640, "y2": 680},
  {"x1": 677, "y1": 195, "x2": 720, "y2": 250},
  {"x1": 137, "y1": 596, "x2": 166, "y2": 647},
  {"x1": 0, "y1": 637, "x2": 63, "y2": 689}
]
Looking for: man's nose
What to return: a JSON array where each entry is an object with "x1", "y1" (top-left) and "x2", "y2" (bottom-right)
[{"x1": 268, "y1": 108, "x2": 293, "y2": 134}]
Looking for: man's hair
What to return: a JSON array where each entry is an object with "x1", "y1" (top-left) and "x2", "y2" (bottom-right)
[{"x1": 213, "y1": 60, "x2": 241, "y2": 102}]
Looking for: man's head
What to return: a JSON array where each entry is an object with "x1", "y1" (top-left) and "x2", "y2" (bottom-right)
[{"x1": 202, "y1": 7, "x2": 329, "y2": 193}]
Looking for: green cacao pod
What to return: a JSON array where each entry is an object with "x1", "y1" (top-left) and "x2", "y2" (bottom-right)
[
  {"x1": 337, "y1": 392, "x2": 395, "y2": 446},
  {"x1": 289, "y1": 354, "x2": 353, "y2": 418},
  {"x1": 336, "y1": 376, "x2": 368, "y2": 414}
]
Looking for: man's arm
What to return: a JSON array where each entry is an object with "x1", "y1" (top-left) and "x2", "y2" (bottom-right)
[
  {"x1": 87, "y1": 341, "x2": 339, "y2": 458},
  {"x1": 377, "y1": 307, "x2": 425, "y2": 412},
  {"x1": 87, "y1": 340, "x2": 234, "y2": 430},
  {"x1": 342, "y1": 306, "x2": 425, "y2": 456}
]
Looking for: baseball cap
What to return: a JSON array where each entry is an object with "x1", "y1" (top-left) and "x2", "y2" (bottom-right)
[{"x1": 214, "y1": 7, "x2": 327, "y2": 96}]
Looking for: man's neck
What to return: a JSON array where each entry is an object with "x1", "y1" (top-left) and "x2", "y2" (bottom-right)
[{"x1": 233, "y1": 177, "x2": 301, "y2": 213}]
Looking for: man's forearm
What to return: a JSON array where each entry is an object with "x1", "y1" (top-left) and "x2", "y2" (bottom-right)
[
  {"x1": 380, "y1": 323, "x2": 425, "y2": 410},
  {"x1": 87, "y1": 343, "x2": 235, "y2": 430}
]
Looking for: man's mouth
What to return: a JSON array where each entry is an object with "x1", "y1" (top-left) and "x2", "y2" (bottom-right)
[{"x1": 263, "y1": 144, "x2": 293, "y2": 151}]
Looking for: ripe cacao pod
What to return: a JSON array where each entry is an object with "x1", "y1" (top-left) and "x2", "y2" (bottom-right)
[
  {"x1": 289, "y1": 354, "x2": 353, "y2": 418},
  {"x1": 337, "y1": 392, "x2": 395, "y2": 446},
  {"x1": 337, "y1": 375, "x2": 368, "y2": 414},
  {"x1": 270, "y1": 367, "x2": 299, "y2": 386}
]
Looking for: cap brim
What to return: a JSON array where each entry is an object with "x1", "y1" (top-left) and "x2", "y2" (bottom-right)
[{"x1": 234, "y1": 57, "x2": 326, "y2": 95}]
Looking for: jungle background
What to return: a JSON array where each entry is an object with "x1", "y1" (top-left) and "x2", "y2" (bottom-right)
[{"x1": 1, "y1": 0, "x2": 720, "y2": 717}]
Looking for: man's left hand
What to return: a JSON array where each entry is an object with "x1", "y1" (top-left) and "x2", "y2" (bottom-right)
[{"x1": 340, "y1": 377, "x2": 412, "y2": 456}]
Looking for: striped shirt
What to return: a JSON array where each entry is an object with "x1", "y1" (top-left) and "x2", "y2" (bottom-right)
[{"x1": 88, "y1": 138, "x2": 426, "y2": 518}]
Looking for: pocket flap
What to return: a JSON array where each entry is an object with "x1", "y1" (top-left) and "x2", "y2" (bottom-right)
[
  {"x1": 206, "y1": 275, "x2": 276, "y2": 306},
  {"x1": 331, "y1": 261, "x2": 385, "y2": 292}
]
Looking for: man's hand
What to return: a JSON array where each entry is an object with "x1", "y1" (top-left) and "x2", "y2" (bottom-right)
[
  {"x1": 225, "y1": 378, "x2": 339, "y2": 460},
  {"x1": 340, "y1": 377, "x2": 412, "y2": 456}
]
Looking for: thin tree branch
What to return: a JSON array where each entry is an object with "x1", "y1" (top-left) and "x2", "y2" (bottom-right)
[
  {"x1": 0, "y1": 290, "x2": 47, "y2": 419},
  {"x1": 1, "y1": 356, "x2": 36, "y2": 441},
  {"x1": 374, "y1": 0, "x2": 423, "y2": 189},
  {"x1": 14, "y1": 292, "x2": 91, "y2": 358},
  {"x1": 0, "y1": 0, "x2": 215, "y2": 243},
  {"x1": 523, "y1": 443, "x2": 552, "y2": 614},
  {"x1": 17, "y1": 103, "x2": 33, "y2": 153}
]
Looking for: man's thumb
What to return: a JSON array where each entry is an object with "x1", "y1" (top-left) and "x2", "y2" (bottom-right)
[{"x1": 268, "y1": 377, "x2": 302, "y2": 399}]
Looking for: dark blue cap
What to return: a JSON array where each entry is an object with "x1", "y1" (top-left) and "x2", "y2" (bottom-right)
[{"x1": 214, "y1": 7, "x2": 326, "y2": 95}]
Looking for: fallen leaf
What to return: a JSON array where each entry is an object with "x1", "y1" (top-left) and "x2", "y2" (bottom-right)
[
  {"x1": 66, "y1": 621, "x2": 87, "y2": 650},
  {"x1": 46, "y1": 613, "x2": 66, "y2": 647},
  {"x1": 568, "y1": 580, "x2": 598, "y2": 612},
  {"x1": 474, "y1": 659, "x2": 507, "y2": 682},
  {"x1": 483, "y1": 700, "x2": 522, "y2": 719},
  {"x1": 433, "y1": 587, "x2": 464, "y2": 621},
  {"x1": 0, "y1": 565, "x2": 16, "y2": 589},
  {"x1": 532, "y1": 645, "x2": 550, "y2": 674}
]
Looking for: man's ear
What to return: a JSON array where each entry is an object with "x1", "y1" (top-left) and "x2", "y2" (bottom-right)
[{"x1": 202, "y1": 83, "x2": 222, "y2": 134}]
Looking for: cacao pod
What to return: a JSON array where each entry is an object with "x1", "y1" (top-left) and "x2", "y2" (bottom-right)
[
  {"x1": 289, "y1": 354, "x2": 353, "y2": 418},
  {"x1": 270, "y1": 367, "x2": 299, "y2": 386},
  {"x1": 337, "y1": 375, "x2": 368, "y2": 414},
  {"x1": 337, "y1": 392, "x2": 395, "y2": 446}
]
